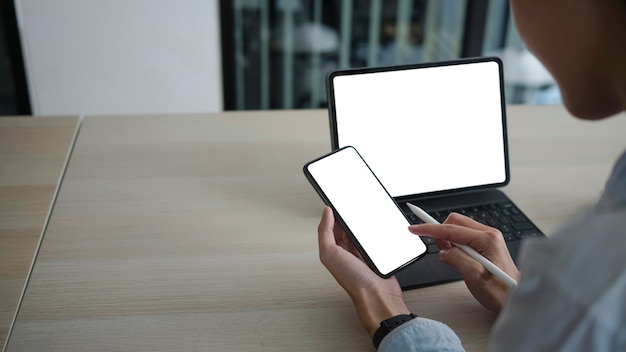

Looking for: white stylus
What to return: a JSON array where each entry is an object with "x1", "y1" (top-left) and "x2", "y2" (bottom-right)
[{"x1": 406, "y1": 202, "x2": 518, "y2": 289}]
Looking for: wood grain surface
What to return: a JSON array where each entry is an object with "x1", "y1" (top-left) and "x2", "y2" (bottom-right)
[
  {"x1": 0, "y1": 116, "x2": 79, "y2": 351},
  {"x1": 5, "y1": 106, "x2": 625, "y2": 351}
]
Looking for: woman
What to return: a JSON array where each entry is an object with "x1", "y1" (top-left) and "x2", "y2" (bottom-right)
[{"x1": 317, "y1": 0, "x2": 626, "y2": 350}]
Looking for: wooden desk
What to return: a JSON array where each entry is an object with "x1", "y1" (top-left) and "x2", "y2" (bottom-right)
[
  {"x1": 0, "y1": 116, "x2": 79, "y2": 350},
  {"x1": 5, "y1": 106, "x2": 625, "y2": 351}
]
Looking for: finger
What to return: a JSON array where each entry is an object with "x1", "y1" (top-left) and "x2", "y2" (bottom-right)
[
  {"x1": 318, "y1": 206, "x2": 337, "y2": 252},
  {"x1": 409, "y1": 223, "x2": 494, "y2": 250},
  {"x1": 444, "y1": 212, "x2": 495, "y2": 232},
  {"x1": 409, "y1": 222, "x2": 479, "y2": 242},
  {"x1": 439, "y1": 246, "x2": 487, "y2": 279},
  {"x1": 318, "y1": 207, "x2": 364, "y2": 263},
  {"x1": 337, "y1": 232, "x2": 361, "y2": 258},
  {"x1": 435, "y1": 238, "x2": 452, "y2": 251},
  {"x1": 330, "y1": 218, "x2": 364, "y2": 260},
  {"x1": 334, "y1": 219, "x2": 350, "y2": 245}
]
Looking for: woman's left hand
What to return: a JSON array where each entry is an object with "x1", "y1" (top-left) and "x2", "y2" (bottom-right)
[{"x1": 318, "y1": 206, "x2": 411, "y2": 337}]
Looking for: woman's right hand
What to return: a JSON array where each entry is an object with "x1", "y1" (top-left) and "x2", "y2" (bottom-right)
[{"x1": 409, "y1": 213, "x2": 520, "y2": 313}]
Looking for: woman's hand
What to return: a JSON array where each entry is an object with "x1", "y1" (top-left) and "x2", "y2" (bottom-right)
[
  {"x1": 409, "y1": 213, "x2": 520, "y2": 313},
  {"x1": 318, "y1": 206, "x2": 410, "y2": 337}
]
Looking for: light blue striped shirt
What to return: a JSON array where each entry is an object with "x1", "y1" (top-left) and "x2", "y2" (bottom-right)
[{"x1": 381, "y1": 150, "x2": 626, "y2": 351}]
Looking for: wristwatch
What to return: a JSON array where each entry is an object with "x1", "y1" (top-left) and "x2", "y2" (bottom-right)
[{"x1": 372, "y1": 313, "x2": 418, "y2": 349}]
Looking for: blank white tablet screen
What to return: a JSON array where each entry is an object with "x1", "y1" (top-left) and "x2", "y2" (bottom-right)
[{"x1": 331, "y1": 60, "x2": 506, "y2": 197}]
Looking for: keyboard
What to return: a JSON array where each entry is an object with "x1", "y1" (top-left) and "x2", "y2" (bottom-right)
[{"x1": 404, "y1": 202, "x2": 543, "y2": 254}]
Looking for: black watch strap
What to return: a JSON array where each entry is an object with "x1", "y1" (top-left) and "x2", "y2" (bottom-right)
[{"x1": 372, "y1": 313, "x2": 418, "y2": 349}]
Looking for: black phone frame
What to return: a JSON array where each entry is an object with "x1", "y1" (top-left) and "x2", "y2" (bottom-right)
[{"x1": 303, "y1": 146, "x2": 427, "y2": 278}]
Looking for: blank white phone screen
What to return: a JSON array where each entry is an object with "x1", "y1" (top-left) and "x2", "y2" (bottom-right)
[
  {"x1": 332, "y1": 60, "x2": 506, "y2": 197},
  {"x1": 307, "y1": 147, "x2": 426, "y2": 276}
]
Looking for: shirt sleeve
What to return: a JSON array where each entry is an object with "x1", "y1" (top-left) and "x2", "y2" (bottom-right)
[
  {"x1": 378, "y1": 317, "x2": 465, "y2": 352},
  {"x1": 489, "y1": 230, "x2": 626, "y2": 352}
]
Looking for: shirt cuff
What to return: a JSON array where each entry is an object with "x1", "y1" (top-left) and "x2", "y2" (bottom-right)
[{"x1": 378, "y1": 317, "x2": 465, "y2": 352}]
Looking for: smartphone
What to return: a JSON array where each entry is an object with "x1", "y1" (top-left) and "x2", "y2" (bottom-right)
[{"x1": 304, "y1": 146, "x2": 426, "y2": 278}]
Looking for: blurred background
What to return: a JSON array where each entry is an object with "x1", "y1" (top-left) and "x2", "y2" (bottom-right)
[
  {"x1": 220, "y1": 0, "x2": 560, "y2": 110},
  {"x1": 0, "y1": 0, "x2": 560, "y2": 116}
]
